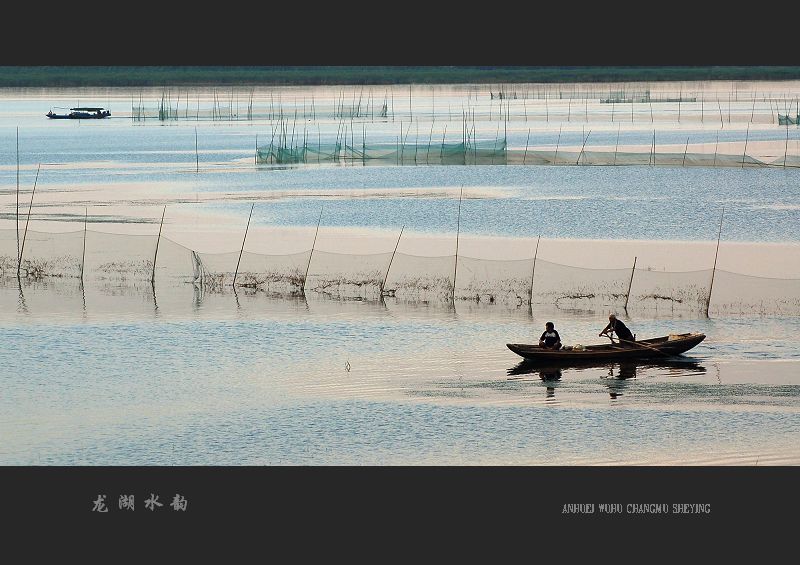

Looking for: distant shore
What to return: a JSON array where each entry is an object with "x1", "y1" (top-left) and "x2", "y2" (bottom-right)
[{"x1": 4, "y1": 66, "x2": 800, "y2": 87}]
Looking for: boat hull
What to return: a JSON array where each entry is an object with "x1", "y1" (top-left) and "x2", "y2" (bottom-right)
[
  {"x1": 47, "y1": 114, "x2": 109, "y2": 119},
  {"x1": 507, "y1": 333, "x2": 705, "y2": 362}
]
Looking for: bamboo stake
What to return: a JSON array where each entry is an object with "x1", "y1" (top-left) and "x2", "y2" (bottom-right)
[
  {"x1": 554, "y1": 124, "x2": 561, "y2": 165},
  {"x1": 233, "y1": 203, "x2": 254, "y2": 287},
  {"x1": 651, "y1": 130, "x2": 656, "y2": 166},
  {"x1": 706, "y1": 207, "x2": 724, "y2": 316},
  {"x1": 523, "y1": 128, "x2": 530, "y2": 165},
  {"x1": 452, "y1": 187, "x2": 463, "y2": 301},
  {"x1": 381, "y1": 225, "x2": 404, "y2": 293},
  {"x1": 682, "y1": 137, "x2": 689, "y2": 167},
  {"x1": 784, "y1": 121, "x2": 789, "y2": 168},
  {"x1": 741, "y1": 123, "x2": 749, "y2": 168},
  {"x1": 624, "y1": 256, "x2": 637, "y2": 310},
  {"x1": 151, "y1": 206, "x2": 166, "y2": 285},
  {"x1": 16, "y1": 127, "x2": 20, "y2": 266},
  {"x1": 577, "y1": 130, "x2": 591, "y2": 165},
  {"x1": 18, "y1": 164, "x2": 41, "y2": 275},
  {"x1": 80, "y1": 208, "x2": 87, "y2": 282},
  {"x1": 528, "y1": 235, "x2": 540, "y2": 303},
  {"x1": 195, "y1": 127, "x2": 199, "y2": 172},
  {"x1": 613, "y1": 123, "x2": 620, "y2": 166},
  {"x1": 303, "y1": 207, "x2": 323, "y2": 292}
]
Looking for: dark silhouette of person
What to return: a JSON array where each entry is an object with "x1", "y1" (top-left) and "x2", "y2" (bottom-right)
[
  {"x1": 599, "y1": 314, "x2": 634, "y2": 342},
  {"x1": 539, "y1": 321, "x2": 562, "y2": 350}
]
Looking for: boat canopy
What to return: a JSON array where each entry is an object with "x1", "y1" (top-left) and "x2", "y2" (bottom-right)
[{"x1": 70, "y1": 107, "x2": 106, "y2": 111}]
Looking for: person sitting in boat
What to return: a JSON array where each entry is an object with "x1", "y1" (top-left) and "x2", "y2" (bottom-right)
[
  {"x1": 599, "y1": 314, "x2": 635, "y2": 342},
  {"x1": 539, "y1": 322, "x2": 562, "y2": 350}
]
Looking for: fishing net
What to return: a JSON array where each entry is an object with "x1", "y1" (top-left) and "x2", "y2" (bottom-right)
[
  {"x1": 626, "y1": 268, "x2": 713, "y2": 312},
  {"x1": 531, "y1": 259, "x2": 630, "y2": 307},
  {"x1": 305, "y1": 250, "x2": 392, "y2": 297},
  {"x1": 1, "y1": 229, "x2": 797, "y2": 315},
  {"x1": 256, "y1": 140, "x2": 508, "y2": 166},
  {"x1": 456, "y1": 256, "x2": 532, "y2": 304},
  {"x1": 16, "y1": 229, "x2": 84, "y2": 279},
  {"x1": 709, "y1": 270, "x2": 800, "y2": 315},
  {"x1": 382, "y1": 252, "x2": 456, "y2": 300}
]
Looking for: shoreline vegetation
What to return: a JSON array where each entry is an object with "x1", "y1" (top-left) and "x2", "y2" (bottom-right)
[{"x1": 3, "y1": 66, "x2": 800, "y2": 87}]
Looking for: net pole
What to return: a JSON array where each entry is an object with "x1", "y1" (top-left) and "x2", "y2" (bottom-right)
[
  {"x1": 452, "y1": 187, "x2": 463, "y2": 301},
  {"x1": 613, "y1": 123, "x2": 620, "y2": 166},
  {"x1": 523, "y1": 128, "x2": 530, "y2": 165},
  {"x1": 18, "y1": 163, "x2": 41, "y2": 276},
  {"x1": 624, "y1": 256, "x2": 637, "y2": 311},
  {"x1": 714, "y1": 130, "x2": 719, "y2": 167},
  {"x1": 741, "y1": 123, "x2": 749, "y2": 168},
  {"x1": 151, "y1": 205, "x2": 166, "y2": 285},
  {"x1": 529, "y1": 235, "x2": 540, "y2": 303},
  {"x1": 706, "y1": 207, "x2": 725, "y2": 317},
  {"x1": 303, "y1": 206, "x2": 323, "y2": 292},
  {"x1": 380, "y1": 225, "x2": 404, "y2": 294},
  {"x1": 233, "y1": 203, "x2": 254, "y2": 287},
  {"x1": 577, "y1": 130, "x2": 591, "y2": 165},
  {"x1": 682, "y1": 137, "x2": 689, "y2": 167},
  {"x1": 80, "y1": 208, "x2": 88, "y2": 283},
  {"x1": 195, "y1": 127, "x2": 199, "y2": 172},
  {"x1": 554, "y1": 124, "x2": 561, "y2": 165},
  {"x1": 16, "y1": 127, "x2": 20, "y2": 267},
  {"x1": 784, "y1": 121, "x2": 789, "y2": 168}
]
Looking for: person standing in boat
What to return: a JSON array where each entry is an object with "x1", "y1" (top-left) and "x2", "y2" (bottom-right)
[
  {"x1": 539, "y1": 322, "x2": 562, "y2": 350},
  {"x1": 599, "y1": 314, "x2": 635, "y2": 342}
]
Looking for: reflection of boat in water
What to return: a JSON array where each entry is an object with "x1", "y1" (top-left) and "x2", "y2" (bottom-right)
[
  {"x1": 509, "y1": 358, "x2": 706, "y2": 399},
  {"x1": 46, "y1": 107, "x2": 111, "y2": 119},
  {"x1": 507, "y1": 333, "x2": 705, "y2": 362},
  {"x1": 507, "y1": 358, "x2": 706, "y2": 377}
]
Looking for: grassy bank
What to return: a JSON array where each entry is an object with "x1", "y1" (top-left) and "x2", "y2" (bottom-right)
[{"x1": 2, "y1": 66, "x2": 800, "y2": 87}]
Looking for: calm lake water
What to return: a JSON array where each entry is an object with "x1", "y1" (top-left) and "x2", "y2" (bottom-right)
[{"x1": 0, "y1": 86, "x2": 798, "y2": 465}]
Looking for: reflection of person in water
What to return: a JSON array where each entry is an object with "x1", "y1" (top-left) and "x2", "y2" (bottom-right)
[
  {"x1": 539, "y1": 368, "x2": 562, "y2": 398},
  {"x1": 606, "y1": 362, "x2": 636, "y2": 398}
]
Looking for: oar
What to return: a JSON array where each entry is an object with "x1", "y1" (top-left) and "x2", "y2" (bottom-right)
[
  {"x1": 602, "y1": 334, "x2": 674, "y2": 358},
  {"x1": 617, "y1": 337, "x2": 675, "y2": 358}
]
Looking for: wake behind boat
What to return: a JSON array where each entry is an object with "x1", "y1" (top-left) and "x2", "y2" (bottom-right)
[
  {"x1": 47, "y1": 107, "x2": 111, "y2": 119},
  {"x1": 507, "y1": 332, "x2": 706, "y2": 362}
]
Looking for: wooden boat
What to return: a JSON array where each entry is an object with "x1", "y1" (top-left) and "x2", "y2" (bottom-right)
[
  {"x1": 47, "y1": 107, "x2": 111, "y2": 119},
  {"x1": 507, "y1": 332, "x2": 705, "y2": 362}
]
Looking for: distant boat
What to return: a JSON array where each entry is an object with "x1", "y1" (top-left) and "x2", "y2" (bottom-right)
[{"x1": 46, "y1": 107, "x2": 111, "y2": 119}]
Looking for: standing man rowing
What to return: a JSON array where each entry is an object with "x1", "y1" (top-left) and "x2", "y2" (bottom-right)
[{"x1": 599, "y1": 314, "x2": 635, "y2": 343}]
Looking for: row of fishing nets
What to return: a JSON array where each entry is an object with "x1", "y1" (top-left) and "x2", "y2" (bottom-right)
[{"x1": 1, "y1": 229, "x2": 798, "y2": 314}]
